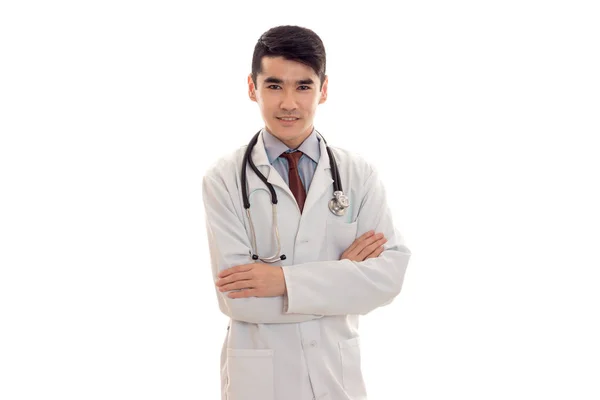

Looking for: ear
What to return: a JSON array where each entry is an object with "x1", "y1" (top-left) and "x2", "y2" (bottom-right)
[
  {"x1": 318, "y1": 75, "x2": 328, "y2": 104},
  {"x1": 248, "y1": 74, "x2": 257, "y2": 102}
]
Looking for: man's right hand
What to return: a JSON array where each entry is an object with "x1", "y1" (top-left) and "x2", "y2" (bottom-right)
[{"x1": 340, "y1": 230, "x2": 388, "y2": 262}]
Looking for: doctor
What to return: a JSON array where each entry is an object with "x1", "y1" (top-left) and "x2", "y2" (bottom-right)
[{"x1": 202, "y1": 25, "x2": 411, "y2": 400}]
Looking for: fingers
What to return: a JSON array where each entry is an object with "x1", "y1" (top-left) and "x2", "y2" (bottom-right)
[
  {"x1": 357, "y1": 235, "x2": 387, "y2": 260},
  {"x1": 218, "y1": 264, "x2": 253, "y2": 278},
  {"x1": 341, "y1": 231, "x2": 387, "y2": 262},
  {"x1": 348, "y1": 231, "x2": 381, "y2": 256},
  {"x1": 218, "y1": 279, "x2": 253, "y2": 292},
  {"x1": 365, "y1": 243, "x2": 386, "y2": 260},
  {"x1": 344, "y1": 230, "x2": 375, "y2": 254},
  {"x1": 216, "y1": 271, "x2": 253, "y2": 289}
]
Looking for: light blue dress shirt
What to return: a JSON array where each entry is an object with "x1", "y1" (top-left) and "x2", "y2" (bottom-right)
[{"x1": 261, "y1": 127, "x2": 321, "y2": 191}]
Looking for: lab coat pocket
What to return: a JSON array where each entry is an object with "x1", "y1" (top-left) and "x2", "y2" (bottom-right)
[
  {"x1": 226, "y1": 348, "x2": 274, "y2": 400},
  {"x1": 339, "y1": 337, "x2": 367, "y2": 397},
  {"x1": 326, "y1": 220, "x2": 358, "y2": 260}
]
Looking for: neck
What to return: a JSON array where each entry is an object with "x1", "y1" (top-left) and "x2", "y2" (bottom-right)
[{"x1": 266, "y1": 126, "x2": 313, "y2": 149}]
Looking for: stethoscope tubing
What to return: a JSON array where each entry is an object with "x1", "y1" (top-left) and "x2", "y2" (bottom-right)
[
  {"x1": 241, "y1": 128, "x2": 348, "y2": 263},
  {"x1": 241, "y1": 129, "x2": 342, "y2": 208}
]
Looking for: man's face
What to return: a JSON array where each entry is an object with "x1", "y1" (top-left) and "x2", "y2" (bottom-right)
[{"x1": 248, "y1": 56, "x2": 328, "y2": 149}]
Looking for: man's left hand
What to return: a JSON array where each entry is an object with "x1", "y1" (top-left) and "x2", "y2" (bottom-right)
[{"x1": 215, "y1": 263, "x2": 286, "y2": 298}]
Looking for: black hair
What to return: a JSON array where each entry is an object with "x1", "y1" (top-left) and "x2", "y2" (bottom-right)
[{"x1": 251, "y1": 25, "x2": 326, "y2": 90}]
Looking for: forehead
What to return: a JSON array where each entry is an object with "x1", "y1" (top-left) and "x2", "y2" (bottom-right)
[{"x1": 258, "y1": 56, "x2": 318, "y2": 82}]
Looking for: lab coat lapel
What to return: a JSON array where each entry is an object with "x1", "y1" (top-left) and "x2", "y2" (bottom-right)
[
  {"x1": 302, "y1": 138, "x2": 333, "y2": 216},
  {"x1": 246, "y1": 131, "x2": 295, "y2": 201}
]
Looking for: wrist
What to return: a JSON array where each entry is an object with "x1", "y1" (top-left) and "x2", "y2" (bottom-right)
[{"x1": 280, "y1": 266, "x2": 287, "y2": 295}]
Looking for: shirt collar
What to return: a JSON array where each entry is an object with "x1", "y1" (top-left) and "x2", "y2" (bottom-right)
[{"x1": 261, "y1": 127, "x2": 321, "y2": 164}]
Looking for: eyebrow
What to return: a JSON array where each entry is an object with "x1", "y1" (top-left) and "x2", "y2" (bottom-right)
[{"x1": 263, "y1": 77, "x2": 315, "y2": 85}]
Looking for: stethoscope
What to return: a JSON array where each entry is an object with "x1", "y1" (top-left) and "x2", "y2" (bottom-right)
[{"x1": 241, "y1": 129, "x2": 350, "y2": 263}]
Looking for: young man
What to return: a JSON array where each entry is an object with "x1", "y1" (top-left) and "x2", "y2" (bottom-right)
[{"x1": 202, "y1": 25, "x2": 411, "y2": 400}]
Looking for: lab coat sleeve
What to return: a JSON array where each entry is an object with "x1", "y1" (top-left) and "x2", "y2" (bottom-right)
[
  {"x1": 281, "y1": 166, "x2": 411, "y2": 316},
  {"x1": 202, "y1": 172, "x2": 323, "y2": 324}
]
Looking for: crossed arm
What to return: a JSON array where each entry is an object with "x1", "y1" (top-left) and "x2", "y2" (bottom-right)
[{"x1": 214, "y1": 230, "x2": 388, "y2": 298}]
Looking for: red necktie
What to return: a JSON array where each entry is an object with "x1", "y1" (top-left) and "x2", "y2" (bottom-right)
[{"x1": 279, "y1": 151, "x2": 307, "y2": 213}]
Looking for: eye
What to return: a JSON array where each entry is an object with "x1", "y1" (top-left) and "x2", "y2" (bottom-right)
[
  {"x1": 298, "y1": 85, "x2": 311, "y2": 90},
  {"x1": 267, "y1": 84, "x2": 282, "y2": 90}
]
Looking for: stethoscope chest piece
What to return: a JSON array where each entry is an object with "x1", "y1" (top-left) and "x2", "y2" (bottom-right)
[{"x1": 329, "y1": 191, "x2": 349, "y2": 216}]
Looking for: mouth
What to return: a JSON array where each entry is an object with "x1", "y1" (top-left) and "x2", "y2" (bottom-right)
[{"x1": 276, "y1": 117, "x2": 300, "y2": 126}]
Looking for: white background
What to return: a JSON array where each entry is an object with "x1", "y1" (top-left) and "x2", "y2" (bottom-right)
[{"x1": 1, "y1": 0, "x2": 599, "y2": 399}]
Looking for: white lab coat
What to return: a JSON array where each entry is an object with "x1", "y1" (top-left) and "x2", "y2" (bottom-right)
[{"x1": 202, "y1": 131, "x2": 411, "y2": 400}]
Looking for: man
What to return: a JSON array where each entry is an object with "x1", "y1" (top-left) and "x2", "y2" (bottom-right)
[{"x1": 202, "y1": 25, "x2": 411, "y2": 400}]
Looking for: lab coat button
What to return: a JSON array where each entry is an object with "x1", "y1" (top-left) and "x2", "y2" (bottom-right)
[{"x1": 310, "y1": 340, "x2": 317, "y2": 347}]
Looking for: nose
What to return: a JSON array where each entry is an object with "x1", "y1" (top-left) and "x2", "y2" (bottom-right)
[{"x1": 280, "y1": 89, "x2": 298, "y2": 112}]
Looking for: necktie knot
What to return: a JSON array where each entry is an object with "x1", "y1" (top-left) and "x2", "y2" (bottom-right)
[{"x1": 279, "y1": 151, "x2": 303, "y2": 170}]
